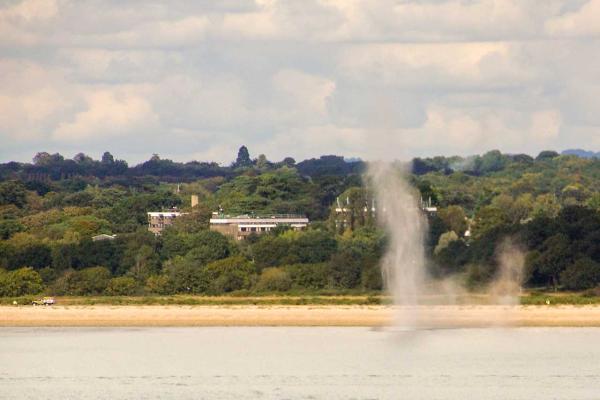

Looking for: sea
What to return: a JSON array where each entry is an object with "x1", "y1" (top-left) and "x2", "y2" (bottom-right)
[{"x1": 1, "y1": 327, "x2": 599, "y2": 399}]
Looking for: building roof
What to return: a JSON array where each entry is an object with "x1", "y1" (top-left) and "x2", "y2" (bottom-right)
[
  {"x1": 92, "y1": 234, "x2": 117, "y2": 241},
  {"x1": 148, "y1": 211, "x2": 185, "y2": 217},
  {"x1": 210, "y1": 214, "x2": 308, "y2": 225}
]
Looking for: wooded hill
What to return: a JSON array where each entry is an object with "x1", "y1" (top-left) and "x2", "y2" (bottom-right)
[{"x1": 1, "y1": 147, "x2": 600, "y2": 297}]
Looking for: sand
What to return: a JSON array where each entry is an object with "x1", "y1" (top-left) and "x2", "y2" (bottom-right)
[{"x1": 3, "y1": 305, "x2": 600, "y2": 327}]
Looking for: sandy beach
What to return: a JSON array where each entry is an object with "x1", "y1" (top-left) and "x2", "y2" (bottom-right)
[{"x1": 3, "y1": 305, "x2": 600, "y2": 327}]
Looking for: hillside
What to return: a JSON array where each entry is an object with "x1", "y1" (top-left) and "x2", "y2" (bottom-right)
[{"x1": 1, "y1": 147, "x2": 600, "y2": 298}]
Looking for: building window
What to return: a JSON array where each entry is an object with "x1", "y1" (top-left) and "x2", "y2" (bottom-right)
[
  {"x1": 251, "y1": 227, "x2": 257, "y2": 232},
  {"x1": 240, "y1": 227, "x2": 247, "y2": 232}
]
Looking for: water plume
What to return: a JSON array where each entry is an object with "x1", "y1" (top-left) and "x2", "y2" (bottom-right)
[
  {"x1": 367, "y1": 162, "x2": 428, "y2": 328},
  {"x1": 489, "y1": 238, "x2": 525, "y2": 306},
  {"x1": 368, "y1": 162, "x2": 525, "y2": 329}
]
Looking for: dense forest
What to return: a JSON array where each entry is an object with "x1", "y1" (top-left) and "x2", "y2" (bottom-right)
[{"x1": 1, "y1": 146, "x2": 600, "y2": 298}]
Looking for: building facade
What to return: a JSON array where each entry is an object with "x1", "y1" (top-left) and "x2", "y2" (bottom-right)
[
  {"x1": 210, "y1": 214, "x2": 309, "y2": 240},
  {"x1": 148, "y1": 211, "x2": 187, "y2": 235}
]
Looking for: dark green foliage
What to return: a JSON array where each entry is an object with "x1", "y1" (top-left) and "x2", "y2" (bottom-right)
[
  {"x1": 433, "y1": 239, "x2": 469, "y2": 276},
  {"x1": 0, "y1": 220, "x2": 23, "y2": 240},
  {"x1": 234, "y1": 146, "x2": 253, "y2": 168},
  {"x1": 184, "y1": 231, "x2": 231, "y2": 265},
  {"x1": 286, "y1": 263, "x2": 330, "y2": 289},
  {"x1": 256, "y1": 267, "x2": 292, "y2": 292},
  {"x1": 106, "y1": 276, "x2": 137, "y2": 295},
  {"x1": 361, "y1": 265, "x2": 383, "y2": 290},
  {"x1": 145, "y1": 275, "x2": 172, "y2": 295},
  {"x1": 252, "y1": 229, "x2": 337, "y2": 269},
  {"x1": 6, "y1": 242, "x2": 52, "y2": 270},
  {"x1": 292, "y1": 230, "x2": 338, "y2": 264},
  {"x1": 0, "y1": 180, "x2": 27, "y2": 208},
  {"x1": 252, "y1": 235, "x2": 290, "y2": 269},
  {"x1": 426, "y1": 215, "x2": 448, "y2": 253},
  {"x1": 76, "y1": 239, "x2": 122, "y2": 273},
  {"x1": 164, "y1": 257, "x2": 206, "y2": 294},
  {"x1": 0, "y1": 267, "x2": 43, "y2": 296},
  {"x1": 536, "y1": 150, "x2": 560, "y2": 161},
  {"x1": 296, "y1": 155, "x2": 364, "y2": 177},
  {"x1": 560, "y1": 258, "x2": 600, "y2": 290},
  {"x1": 202, "y1": 256, "x2": 256, "y2": 294},
  {"x1": 471, "y1": 150, "x2": 509, "y2": 175},
  {"x1": 161, "y1": 230, "x2": 230, "y2": 276},
  {"x1": 329, "y1": 248, "x2": 362, "y2": 289},
  {"x1": 530, "y1": 234, "x2": 571, "y2": 289},
  {"x1": 52, "y1": 267, "x2": 111, "y2": 295},
  {"x1": 2, "y1": 148, "x2": 600, "y2": 296}
]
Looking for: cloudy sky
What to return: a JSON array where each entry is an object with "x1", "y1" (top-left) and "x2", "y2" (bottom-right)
[{"x1": 1, "y1": 0, "x2": 599, "y2": 165}]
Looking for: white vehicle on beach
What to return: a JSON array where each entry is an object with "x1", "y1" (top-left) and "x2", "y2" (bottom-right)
[{"x1": 32, "y1": 297, "x2": 55, "y2": 306}]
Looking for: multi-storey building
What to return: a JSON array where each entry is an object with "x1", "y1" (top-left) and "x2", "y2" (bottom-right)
[
  {"x1": 209, "y1": 214, "x2": 309, "y2": 240},
  {"x1": 148, "y1": 210, "x2": 187, "y2": 235}
]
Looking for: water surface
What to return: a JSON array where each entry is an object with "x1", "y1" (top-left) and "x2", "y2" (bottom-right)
[{"x1": 1, "y1": 327, "x2": 598, "y2": 399}]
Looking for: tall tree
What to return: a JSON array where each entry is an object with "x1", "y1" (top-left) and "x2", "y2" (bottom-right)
[
  {"x1": 234, "y1": 146, "x2": 252, "y2": 168},
  {"x1": 101, "y1": 151, "x2": 115, "y2": 164}
]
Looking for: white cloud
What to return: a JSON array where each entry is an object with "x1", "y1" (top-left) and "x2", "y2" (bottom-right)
[
  {"x1": 272, "y1": 69, "x2": 335, "y2": 122},
  {"x1": 53, "y1": 87, "x2": 158, "y2": 141},
  {"x1": 336, "y1": 42, "x2": 532, "y2": 89},
  {"x1": 546, "y1": 0, "x2": 600, "y2": 37},
  {"x1": 530, "y1": 110, "x2": 562, "y2": 141},
  {"x1": 0, "y1": 0, "x2": 599, "y2": 163}
]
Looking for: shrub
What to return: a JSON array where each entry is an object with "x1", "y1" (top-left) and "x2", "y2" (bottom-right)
[
  {"x1": 163, "y1": 257, "x2": 206, "y2": 294},
  {"x1": 0, "y1": 267, "x2": 43, "y2": 297},
  {"x1": 51, "y1": 266, "x2": 111, "y2": 295},
  {"x1": 145, "y1": 274, "x2": 173, "y2": 295},
  {"x1": 202, "y1": 256, "x2": 256, "y2": 295},
  {"x1": 105, "y1": 276, "x2": 137, "y2": 296},
  {"x1": 561, "y1": 258, "x2": 600, "y2": 290},
  {"x1": 361, "y1": 265, "x2": 383, "y2": 290},
  {"x1": 255, "y1": 267, "x2": 292, "y2": 292},
  {"x1": 286, "y1": 263, "x2": 330, "y2": 289},
  {"x1": 329, "y1": 249, "x2": 362, "y2": 289}
]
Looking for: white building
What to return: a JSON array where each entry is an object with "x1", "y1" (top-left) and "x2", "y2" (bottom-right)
[{"x1": 210, "y1": 214, "x2": 309, "y2": 240}]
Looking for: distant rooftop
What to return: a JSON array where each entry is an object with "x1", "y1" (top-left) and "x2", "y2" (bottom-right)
[{"x1": 211, "y1": 213, "x2": 306, "y2": 220}]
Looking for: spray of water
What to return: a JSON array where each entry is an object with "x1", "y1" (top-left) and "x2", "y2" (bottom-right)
[
  {"x1": 368, "y1": 162, "x2": 525, "y2": 329},
  {"x1": 489, "y1": 238, "x2": 525, "y2": 306},
  {"x1": 367, "y1": 162, "x2": 428, "y2": 328}
]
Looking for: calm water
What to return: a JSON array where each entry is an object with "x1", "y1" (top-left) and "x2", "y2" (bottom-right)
[{"x1": 1, "y1": 327, "x2": 599, "y2": 399}]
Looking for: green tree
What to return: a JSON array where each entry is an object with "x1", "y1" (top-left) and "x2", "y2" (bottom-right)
[
  {"x1": 560, "y1": 258, "x2": 600, "y2": 290},
  {"x1": 169, "y1": 206, "x2": 212, "y2": 233},
  {"x1": 252, "y1": 235, "x2": 290, "y2": 269},
  {"x1": 0, "y1": 267, "x2": 43, "y2": 296},
  {"x1": 0, "y1": 181, "x2": 27, "y2": 208},
  {"x1": 52, "y1": 267, "x2": 111, "y2": 295},
  {"x1": 535, "y1": 150, "x2": 559, "y2": 161},
  {"x1": 438, "y1": 206, "x2": 467, "y2": 235},
  {"x1": 234, "y1": 145, "x2": 252, "y2": 168},
  {"x1": 537, "y1": 234, "x2": 571, "y2": 290},
  {"x1": 145, "y1": 274, "x2": 173, "y2": 295},
  {"x1": 105, "y1": 276, "x2": 137, "y2": 295},
  {"x1": 285, "y1": 263, "x2": 330, "y2": 289},
  {"x1": 128, "y1": 245, "x2": 160, "y2": 284},
  {"x1": 184, "y1": 230, "x2": 230, "y2": 266},
  {"x1": 329, "y1": 248, "x2": 362, "y2": 289},
  {"x1": 434, "y1": 231, "x2": 459, "y2": 255},
  {"x1": 164, "y1": 257, "x2": 205, "y2": 293},
  {"x1": 255, "y1": 267, "x2": 292, "y2": 292},
  {"x1": 202, "y1": 256, "x2": 256, "y2": 294}
]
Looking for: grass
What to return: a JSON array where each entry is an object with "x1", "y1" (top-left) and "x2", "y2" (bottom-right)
[
  {"x1": 0, "y1": 294, "x2": 390, "y2": 306},
  {"x1": 4, "y1": 291, "x2": 600, "y2": 306}
]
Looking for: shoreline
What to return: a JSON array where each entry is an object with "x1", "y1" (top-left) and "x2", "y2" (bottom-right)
[{"x1": 4, "y1": 305, "x2": 600, "y2": 327}]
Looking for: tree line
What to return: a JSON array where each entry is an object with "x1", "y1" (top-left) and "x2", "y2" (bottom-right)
[{"x1": 1, "y1": 146, "x2": 600, "y2": 297}]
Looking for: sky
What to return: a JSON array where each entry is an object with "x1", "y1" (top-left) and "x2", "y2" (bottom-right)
[{"x1": 1, "y1": 0, "x2": 599, "y2": 165}]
